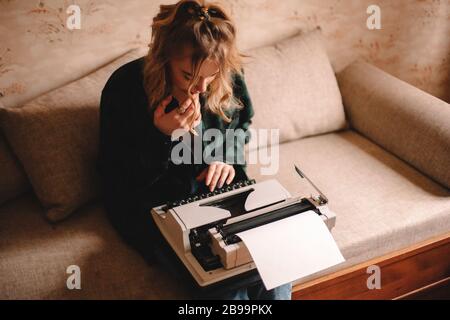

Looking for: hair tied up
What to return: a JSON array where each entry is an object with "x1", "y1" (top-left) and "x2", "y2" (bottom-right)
[
  {"x1": 187, "y1": 4, "x2": 215, "y2": 21},
  {"x1": 199, "y1": 7, "x2": 210, "y2": 20}
]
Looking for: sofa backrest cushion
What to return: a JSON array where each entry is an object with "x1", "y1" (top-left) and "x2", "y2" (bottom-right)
[
  {"x1": 0, "y1": 48, "x2": 145, "y2": 222},
  {"x1": 244, "y1": 27, "x2": 347, "y2": 149}
]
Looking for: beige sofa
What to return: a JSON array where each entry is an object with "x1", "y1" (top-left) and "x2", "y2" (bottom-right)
[{"x1": 0, "y1": 29, "x2": 449, "y2": 299}]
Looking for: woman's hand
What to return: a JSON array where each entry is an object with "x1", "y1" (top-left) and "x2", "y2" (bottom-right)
[
  {"x1": 153, "y1": 95, "x2": 201, "y2": 137},
  {"x1": 196, "y1": 161, "x2": 236, "y2": 192}
]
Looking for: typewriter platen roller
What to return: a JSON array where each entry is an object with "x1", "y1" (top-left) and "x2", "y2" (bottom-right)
[{"x1": 151, "y1": 166, "x2": 337, "y2": 288}]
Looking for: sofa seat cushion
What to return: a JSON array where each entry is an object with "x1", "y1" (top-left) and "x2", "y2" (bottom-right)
[
  {"x1": 0, "y1": 192, "x2": 191, "y2": 299},
  {"x1": 247, "y1": 130, "x2": 450, "y2": 282}
]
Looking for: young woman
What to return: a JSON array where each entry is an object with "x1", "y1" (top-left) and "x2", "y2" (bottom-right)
[{"x1": 97, "y1": 0, "x2": 291, "y2": 300}]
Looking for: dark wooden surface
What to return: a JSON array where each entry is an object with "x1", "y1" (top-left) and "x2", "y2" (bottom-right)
[{"x1": 292, "y1": 233, "x2": 450, "y2": 300}]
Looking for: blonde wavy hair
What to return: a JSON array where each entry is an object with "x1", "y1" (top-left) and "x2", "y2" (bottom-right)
[{"x1": 144, "y1": 0, "x2": 247, "y2": 123}]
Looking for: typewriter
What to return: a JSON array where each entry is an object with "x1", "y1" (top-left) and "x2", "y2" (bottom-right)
[{"x1": 151, "y1": 165, "x2": 337, "y2": 288}]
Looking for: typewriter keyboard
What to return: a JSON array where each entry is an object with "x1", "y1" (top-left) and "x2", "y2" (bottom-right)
[{"x1": 166, "y1": 179, "x2": 256, "y2": 209}]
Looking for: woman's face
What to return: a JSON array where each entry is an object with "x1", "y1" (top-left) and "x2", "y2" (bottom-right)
[{"x1": 169, "y1": 46, "x2": 219, "y2": 99}]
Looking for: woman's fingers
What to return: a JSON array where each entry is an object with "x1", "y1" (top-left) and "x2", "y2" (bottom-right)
[
  {"x1": 200, "y1": 163, "x2": 235, "y2": 191},
  {"x1": 178, "y1": 103, "x2": 195, "y2": 124},
  {"x1": 226, "y1": 167, "x2": 235, "y2": 185},
  {"x1": 192, "y1": 113, "x2": 202, "y2": 127},
  {"x1": 169, "y1": 97, "x2": 201, "y2": 131},
  {"x1": 205, "y1": 163, "x2": 218, "y2": 186},
  {"x1": 217, "y1": 166, "x2": 231, "y2": 189},
  {"x1": 153, "y1": 95, "x2": 200, "y2": 136},
  {"x1": 178, "y1": 97, "x2": 198, "y2": 116},
  {"x1": 178, "y1": 97, "x2": 193, "y2": 114},
  {"x1": 208, "y1": 165, "x2": 224, "y2": 192}
]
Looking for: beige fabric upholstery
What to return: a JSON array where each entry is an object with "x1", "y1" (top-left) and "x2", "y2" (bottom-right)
[
  {"x1": 0, "y1": 49, "x2": 145, "y2": 222},
  {"x1": 0, "y1": 30, "x2": 448, "y2": 299},
  {"x1": 0, "y1": 133, "x2": 29, "y2": 205},
  {"x1": 1, "y1": 130, "x2": 448, "y2": 298},
  {"x1": 0, "y1": 192, "x2": 191, "y2": 299},
  {"x1": 0, "y1": 98, "x2": 29, "y2": 205},
  {"x1": 244, "y1": 27, "x2": 347, "y2": 149},
  {"x1": 337, "y1": 61, "x2": 450, "y2": 189},
  {"x1": 247, "y1": 130, "x2": 450, "y2": 283}
]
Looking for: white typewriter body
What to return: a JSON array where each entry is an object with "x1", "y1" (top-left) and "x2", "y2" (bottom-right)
[{"x1": 151, "y1": 167, "x2": 337, "y2": 288}]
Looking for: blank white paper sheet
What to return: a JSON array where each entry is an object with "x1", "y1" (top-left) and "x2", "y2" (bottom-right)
[{"x1": 237, "y1": 210, "x2": 345, "y2": 290}]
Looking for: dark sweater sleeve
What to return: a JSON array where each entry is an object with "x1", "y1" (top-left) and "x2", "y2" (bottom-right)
[
  {"x1": 98, "y1": 78, "x2": 172, "y2": 201},
  {"x1": 97, "y1": 74, "x2": 173, "y2": 262}
]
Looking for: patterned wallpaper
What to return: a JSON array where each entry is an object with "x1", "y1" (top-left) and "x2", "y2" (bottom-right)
[{"x1": 0, "y1": 0, "x2": 449, "y2": 107}]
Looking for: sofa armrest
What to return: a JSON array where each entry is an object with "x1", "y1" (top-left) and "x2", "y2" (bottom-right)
[{"x1": 336, "y1": 61, "x2": 450, "y2": 189}]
